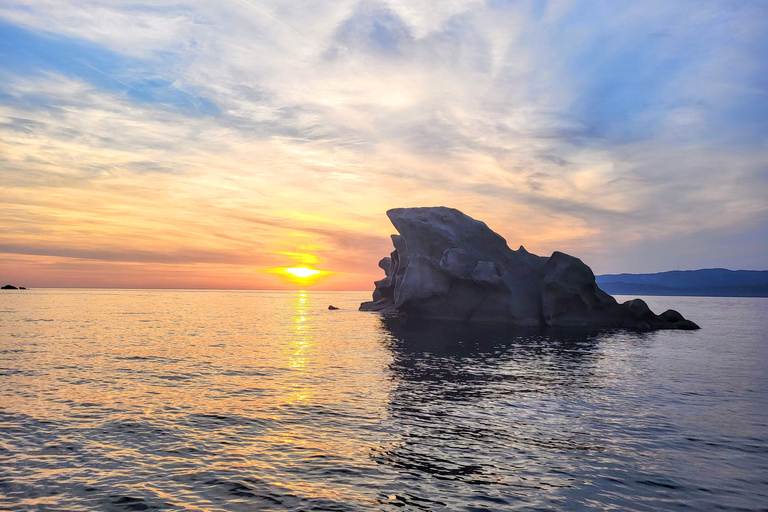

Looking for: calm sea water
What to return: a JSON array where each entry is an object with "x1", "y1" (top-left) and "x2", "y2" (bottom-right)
[{"x1": 1, "y1": 290, "x2": 766, "y2": 511}]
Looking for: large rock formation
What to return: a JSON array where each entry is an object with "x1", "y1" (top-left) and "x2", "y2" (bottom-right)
[{"x1": 360, "y1": 207, "x2": 699, "y2": 331}]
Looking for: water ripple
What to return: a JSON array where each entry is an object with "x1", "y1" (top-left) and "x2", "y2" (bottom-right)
[{"x1": 0, "y1": 291, "x2": 767, "y2": 510}]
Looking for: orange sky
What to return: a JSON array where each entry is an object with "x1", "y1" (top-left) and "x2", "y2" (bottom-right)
[{"x1": 1, "y1": 1, "x2": 766, "y2": 289}]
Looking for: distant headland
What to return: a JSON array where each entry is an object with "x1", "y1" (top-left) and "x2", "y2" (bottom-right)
[
  {"x1": 597, "y1": 269, "x2": 768, "y2": 297},
  {"x1": 360, "y1": 207, "x2": 699, "y2": 331},
  {"x1": 2, "y1": 284, "x2": 26, "y2": 290}
]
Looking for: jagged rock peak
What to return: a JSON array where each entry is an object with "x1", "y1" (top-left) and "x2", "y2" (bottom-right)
[{"x1": 360, "y1": 207, "x2": 699, "y2": 331}]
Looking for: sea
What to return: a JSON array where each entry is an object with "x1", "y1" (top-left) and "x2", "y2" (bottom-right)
[{"x1": 1, "y1": 289, "x2": 766, "y2": 511}]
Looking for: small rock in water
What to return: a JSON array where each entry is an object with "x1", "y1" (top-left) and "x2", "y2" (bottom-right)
[{"x1": 328, "y1": 305, "x2": 339, "y2": 310}]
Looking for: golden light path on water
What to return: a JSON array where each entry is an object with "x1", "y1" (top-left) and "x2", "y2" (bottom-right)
[
  {"x1": 2, "y1": 290, "x2": 767, "y2": 510},
  {"x1": 0, "y1": 289, "x2": 396, "y2": 508}
]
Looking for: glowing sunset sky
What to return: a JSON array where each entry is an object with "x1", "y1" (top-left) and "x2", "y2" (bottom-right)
[{"x1": 1, "y1": 1, "x2": 766, "y2": 289}]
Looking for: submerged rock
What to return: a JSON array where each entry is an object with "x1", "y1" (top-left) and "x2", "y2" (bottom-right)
[{"x1": 360, "y1": 207, "x2": 699, "y2": 331}]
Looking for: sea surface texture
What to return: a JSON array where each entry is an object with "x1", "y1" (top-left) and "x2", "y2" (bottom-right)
[{"x1": 1, "y1": 290, "x2": 766, "y2": 511}]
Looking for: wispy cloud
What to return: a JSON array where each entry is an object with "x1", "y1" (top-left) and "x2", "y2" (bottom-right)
[{"x1": 1, "y1": 0, "x2": 766, "y2": 288}]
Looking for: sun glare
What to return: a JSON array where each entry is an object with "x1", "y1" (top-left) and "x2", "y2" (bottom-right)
[
  {"x1": 264, "y1": 266, "x2": 329, "y2": 286},
  {"x1": 285, "y1": 267, "x2": 321, "y2": 278}
]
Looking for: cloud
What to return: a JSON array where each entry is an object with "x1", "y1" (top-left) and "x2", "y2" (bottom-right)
[
  {"x1": 0, "y1": 0, "x2": 766, "y2": 289},
  {"x1": 0, "y1": 1, "x2": 201, "y2": 58},
  {"x1": 0, "y1": 19, "x2": 219, "y2": 119}
]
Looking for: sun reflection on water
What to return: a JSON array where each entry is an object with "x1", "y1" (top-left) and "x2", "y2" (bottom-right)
[
  {"x1": 2, "y1": 290, "x2": 766, "y2": 510},
  {"x1": 285, "y1": 291, "x2": 312, "y2": 404},
  {"x1": 1, "y1": 289, "x2": 397, "y2": 509}
]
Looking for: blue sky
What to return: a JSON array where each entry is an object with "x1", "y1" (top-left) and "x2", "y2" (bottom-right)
[
  {"x1": 0, "y1": 19, "x2": 219, "y2": 117},
  {"x1": 0, "y1": 0, "x2": 766, "y2": 288}
]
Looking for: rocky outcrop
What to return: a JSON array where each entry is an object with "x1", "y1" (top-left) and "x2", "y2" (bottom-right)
[{"x1": 360, "y1": 207, "x2": 699, "y2": 331}]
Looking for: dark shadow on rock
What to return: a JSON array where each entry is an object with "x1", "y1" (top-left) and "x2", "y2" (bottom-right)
[{"x1": 361, "y1": 207, "x2": 699, "y2": 331}]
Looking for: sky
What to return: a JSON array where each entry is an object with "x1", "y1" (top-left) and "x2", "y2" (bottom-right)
[{"x1": 1, "y1": 0, "x2": 767, "y2": 290}]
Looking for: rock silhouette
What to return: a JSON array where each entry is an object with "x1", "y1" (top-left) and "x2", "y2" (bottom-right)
[{"x1": 360, "y1": 207, "x2": 699, "y2": 331}]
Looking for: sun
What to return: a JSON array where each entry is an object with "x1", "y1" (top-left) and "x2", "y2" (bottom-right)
[
  {"x1": 284, "y1": 267, "x2": 321, "y2": 278},
  {"x1": 264, "y1": 266, "x2": 328, "y2": 286}
]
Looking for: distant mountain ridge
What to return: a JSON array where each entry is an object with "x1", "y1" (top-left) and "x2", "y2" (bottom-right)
[{"x1": 596, "y1": 269, "x2": 768, "y2": 297}]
